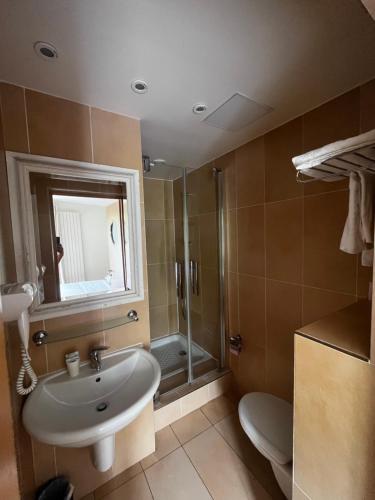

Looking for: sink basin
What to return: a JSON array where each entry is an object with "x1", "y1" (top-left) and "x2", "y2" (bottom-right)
[{"x1": 23, "y1": 347, "x2": 161, "y2": 471}]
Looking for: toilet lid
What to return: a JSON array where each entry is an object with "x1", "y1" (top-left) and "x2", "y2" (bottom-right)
[{"x1": 239, "y1": 392, "x2": 293, "y2": 465}]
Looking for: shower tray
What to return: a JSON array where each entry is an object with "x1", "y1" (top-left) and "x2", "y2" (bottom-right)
[{"x1": 151, "y1": 333, "x2": 211, "y2": 379}]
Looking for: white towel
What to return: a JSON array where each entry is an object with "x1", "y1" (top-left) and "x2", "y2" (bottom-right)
[
  {"x1": 340, "y1": 172, "x2": 363, "y2": 254},
  {"x1": 340, "y1": 171, "x2": 374, "y2": 267}
]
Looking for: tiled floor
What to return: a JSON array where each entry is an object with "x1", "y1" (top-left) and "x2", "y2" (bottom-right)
[{"x1": 89, "y1": 395, "x2": 285, "y2": 500}]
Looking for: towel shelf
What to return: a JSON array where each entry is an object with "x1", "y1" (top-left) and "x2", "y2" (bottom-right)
[
  {"x1": 293, "y1": 129, "x2": 375, "y2": 183},
  {"x1": 32, "y1": 309, "x2": 139, "y2": 346}
]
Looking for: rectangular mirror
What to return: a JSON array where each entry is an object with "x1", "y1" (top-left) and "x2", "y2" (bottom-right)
[{"x1": 7, "y1": 152, "x2": 144, "y2": 320}]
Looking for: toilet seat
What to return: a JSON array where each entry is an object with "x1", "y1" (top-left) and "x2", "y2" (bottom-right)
[{"x1": 239, "y1": 392, "x2": 293, "y2": 465}]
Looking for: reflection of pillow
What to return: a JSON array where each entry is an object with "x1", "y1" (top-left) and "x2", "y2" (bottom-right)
[{"x1": 110, "y1": 221, "x2": 119, "y2": 244}]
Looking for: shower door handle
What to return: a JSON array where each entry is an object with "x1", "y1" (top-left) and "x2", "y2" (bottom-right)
[
  {"x1": 189, "y1": 260, "x2": 199, "y2": 296},
  {"x1": 189, "y1": 260, "x2": 195, "y2": 294},
  {"x1": 194, "y1": 261, "x2": 199, "y2": 296}
]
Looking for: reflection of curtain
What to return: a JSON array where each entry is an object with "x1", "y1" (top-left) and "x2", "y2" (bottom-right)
[{"x1": 56, "y1": 211, "x2": 85, "y2": 283}]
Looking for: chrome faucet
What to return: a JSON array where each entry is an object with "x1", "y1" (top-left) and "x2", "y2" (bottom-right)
[{"x1": 89, "y1": 345, "x2": 109, "y2": 372}]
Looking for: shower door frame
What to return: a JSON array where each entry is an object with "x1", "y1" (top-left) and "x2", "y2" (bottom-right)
[{"x1": 181, "y1": 166, "x2": 226, "y2": 384}]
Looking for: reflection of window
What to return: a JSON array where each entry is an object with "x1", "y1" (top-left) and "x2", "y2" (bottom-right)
[{"x1": 30, "y1": 173, "x2": 129, "y2": 303}]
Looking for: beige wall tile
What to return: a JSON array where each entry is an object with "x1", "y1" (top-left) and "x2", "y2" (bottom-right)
[
  {"x1": 226, "y1": 209, "x2": 237, "y2": 273},
  {"x1": 216, "y1": 151, "x2": 236, "y2": 210},
  {"x1": 149, "y1": 305, "x2": 169, "y2": 339},
  {"x1": 154, "y1": 400, "x2": 182, "y2": 431},
  {"x1": 207, "y1": 373, "x2": 233, "y2": 399},
  {"x1": 146, "y1": 220, "x2": 166, "y2": 264},
  {"x1": 0, "y1": 83, "x2": 29, "y2": 152},
  {"x1": 91, "y1": 107, "x2": 142, "y2": 169},
  {"x1": 238, "y1": 274, "x2": 266, "y2": 349},
  {"x1": 201, "y1": 266, "x2": 219, "y2": 333},
  {"x1": 197, "y1": 162, "x2": 216, "y2": 214},
  {"x1": 230, "y1": 341, "x2": 266, "y2": 395},
  {"x1": 168, "y1": 303, "x2": 178, "y2": 333},
  {"x1": 303, "y1": 89, "x2": 359, "y2": 196},
  {"x1": 46, "y1": 331, "x2": 105, "y2": 372},
  {"x1": 360, "y1": 79, "x2": 375, "y2": 133},
  {"x1": 31, "y1": 440, "x2": 56, "y2": 488},
  {"x1": 180, "y1": 385, "x2": 209, "y2": 416},
  {"x1": 237, "y1": 205, "x2": 265, "y2": 276},
  {"x1": 266, "y1": 280, "x2": 302, "y2": 402},
  {"x1": 266, "y1": 198, "x2": 303, "y2": 283},
  {"x1": 164, "y1": 181, "x2": 175, "y2": 219},
  {"x1": 144, "y1": 179, "x2": 166, "y2": 220},
  {"x1": 148, "y1": 264, "x2": 168, "y2": 307},
  {"x1": 199, "y1": 212, "x2": 218, "y2": 268},
  {"x1": 303, "y1": 191, "x2": 357, "y2": 294},
  {"x1": 302, "y1": 286, "x2": 356, "y2": 325},
  {"x1": 235, "y1": 137, "x2": 265, "y2": 207},
  {"x1": 26, "y1": 89, "x2": 92, "y2": 161},
  {"x1": 227, "y1": 271, "x2": 239, "y2": 336},
  {"x1": 165, "y1": 219, "x2": 175, "y2": 262},
  {"x1": 265, "y1": 118, "x2": 303, "y2": 202}
]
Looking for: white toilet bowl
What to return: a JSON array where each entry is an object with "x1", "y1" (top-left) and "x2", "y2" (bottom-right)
[{"x1": 239, "y1": 392, "x2": 293, "y2": 500}]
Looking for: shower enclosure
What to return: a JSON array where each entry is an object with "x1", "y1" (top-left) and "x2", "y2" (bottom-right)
[{"x1": 143, "y1": 162, "x2": 227, "y2": 396}]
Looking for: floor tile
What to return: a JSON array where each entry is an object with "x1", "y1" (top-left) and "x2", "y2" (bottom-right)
[
  {"x1": 101, "y1": 473, "x2": 152, "y2": 500},
  {"x1": 141, "y1": 425, "x2": 180, "y2": 469},
  {"x1": 145, "y1": 447, "x2": 212, "y2": 500},
  {"x1": 184, "y1": 427, "x2": 271, "y2": 500},
  {"x1": 94, "y1": 463, "x2": 142, "y2": 499},
  {"x1": 215, "y1": 415, "x2": 285, "y2": 499},
  {"x1": 171, "y1": 409, "x2": 212, "y2": 444},
  {"x1": 201, "y1": 395, "x2": 235, "y2": 424}
]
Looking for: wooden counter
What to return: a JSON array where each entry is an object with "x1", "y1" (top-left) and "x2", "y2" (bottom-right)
[{"x1": 295, "y1": 299, "x2": 371, "y2": 361}]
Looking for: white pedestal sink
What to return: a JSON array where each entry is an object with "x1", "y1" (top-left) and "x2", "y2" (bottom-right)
[{"x1": 23, "y1": 347, "x2": 161, "y2": 471}]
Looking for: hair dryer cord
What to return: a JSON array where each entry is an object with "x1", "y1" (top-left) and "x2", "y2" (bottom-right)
[{"x1": 16, "y1": 345, "x2": 38, "y2": 396}]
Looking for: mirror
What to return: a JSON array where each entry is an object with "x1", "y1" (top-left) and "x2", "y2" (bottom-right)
[{"x1": 7, "y1": 152, "x2": 144, "y2": 319}]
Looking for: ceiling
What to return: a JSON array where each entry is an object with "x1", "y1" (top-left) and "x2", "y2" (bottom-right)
[{"x1": 1, "y1": 0, "x2": 375, "y2": 169}]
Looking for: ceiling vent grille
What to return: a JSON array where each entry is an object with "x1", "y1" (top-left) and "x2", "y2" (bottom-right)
[{"x1": 203, "y1": 93, "x2": 272, "y2": 131}]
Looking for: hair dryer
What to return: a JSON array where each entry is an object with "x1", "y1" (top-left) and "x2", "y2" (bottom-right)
[{"x1": 1, "y1": 283, "x2": 38, "y2": 395}]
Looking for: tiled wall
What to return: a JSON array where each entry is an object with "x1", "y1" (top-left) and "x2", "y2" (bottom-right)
[
  {"x1": 0, "y1": 83, "x2": 154, "y2": 499},
  {"x1": 144, "y1": 178, "x2": 178, "y2": 339},
  {"x1": 217, "y1": 79, "x2": 375, "y2": 402}
]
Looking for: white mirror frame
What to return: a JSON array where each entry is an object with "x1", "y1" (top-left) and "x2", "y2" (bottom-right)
[{"x1": 6, "y1": 151, "x2": 144, "y2": 321}]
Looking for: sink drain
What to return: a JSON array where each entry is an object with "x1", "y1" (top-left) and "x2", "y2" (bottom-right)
[
  {"x1": 96, "y1": 402, "x2": 108, "y2": 412},
  {"x1": 179, "y1": 350, "x2": 187, "y2": 356}
]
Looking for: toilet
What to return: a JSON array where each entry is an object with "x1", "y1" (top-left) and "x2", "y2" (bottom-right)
[{"x1": 239, "y1": 392, "x2": 293, "y2": 500}]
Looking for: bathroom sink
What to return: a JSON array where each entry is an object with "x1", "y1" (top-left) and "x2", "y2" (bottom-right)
[{"x1": 23, "y1": 347, "x2": 160, "y2": 471}]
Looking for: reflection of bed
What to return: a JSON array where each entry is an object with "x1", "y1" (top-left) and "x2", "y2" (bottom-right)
[{"x1": 60, "y1": 279, "x2": 112, "y2": 300}]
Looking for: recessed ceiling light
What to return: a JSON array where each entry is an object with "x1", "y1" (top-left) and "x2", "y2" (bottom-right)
[
  {"x1": 192, "y1": 103, "x2": 207, "y2": 114},
  {"x1": 34, "y1": 41, "x2": 58, "y2": 60},
  {"x1": 131, "y1": 80, "x2": 148, "y2": 94}
]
